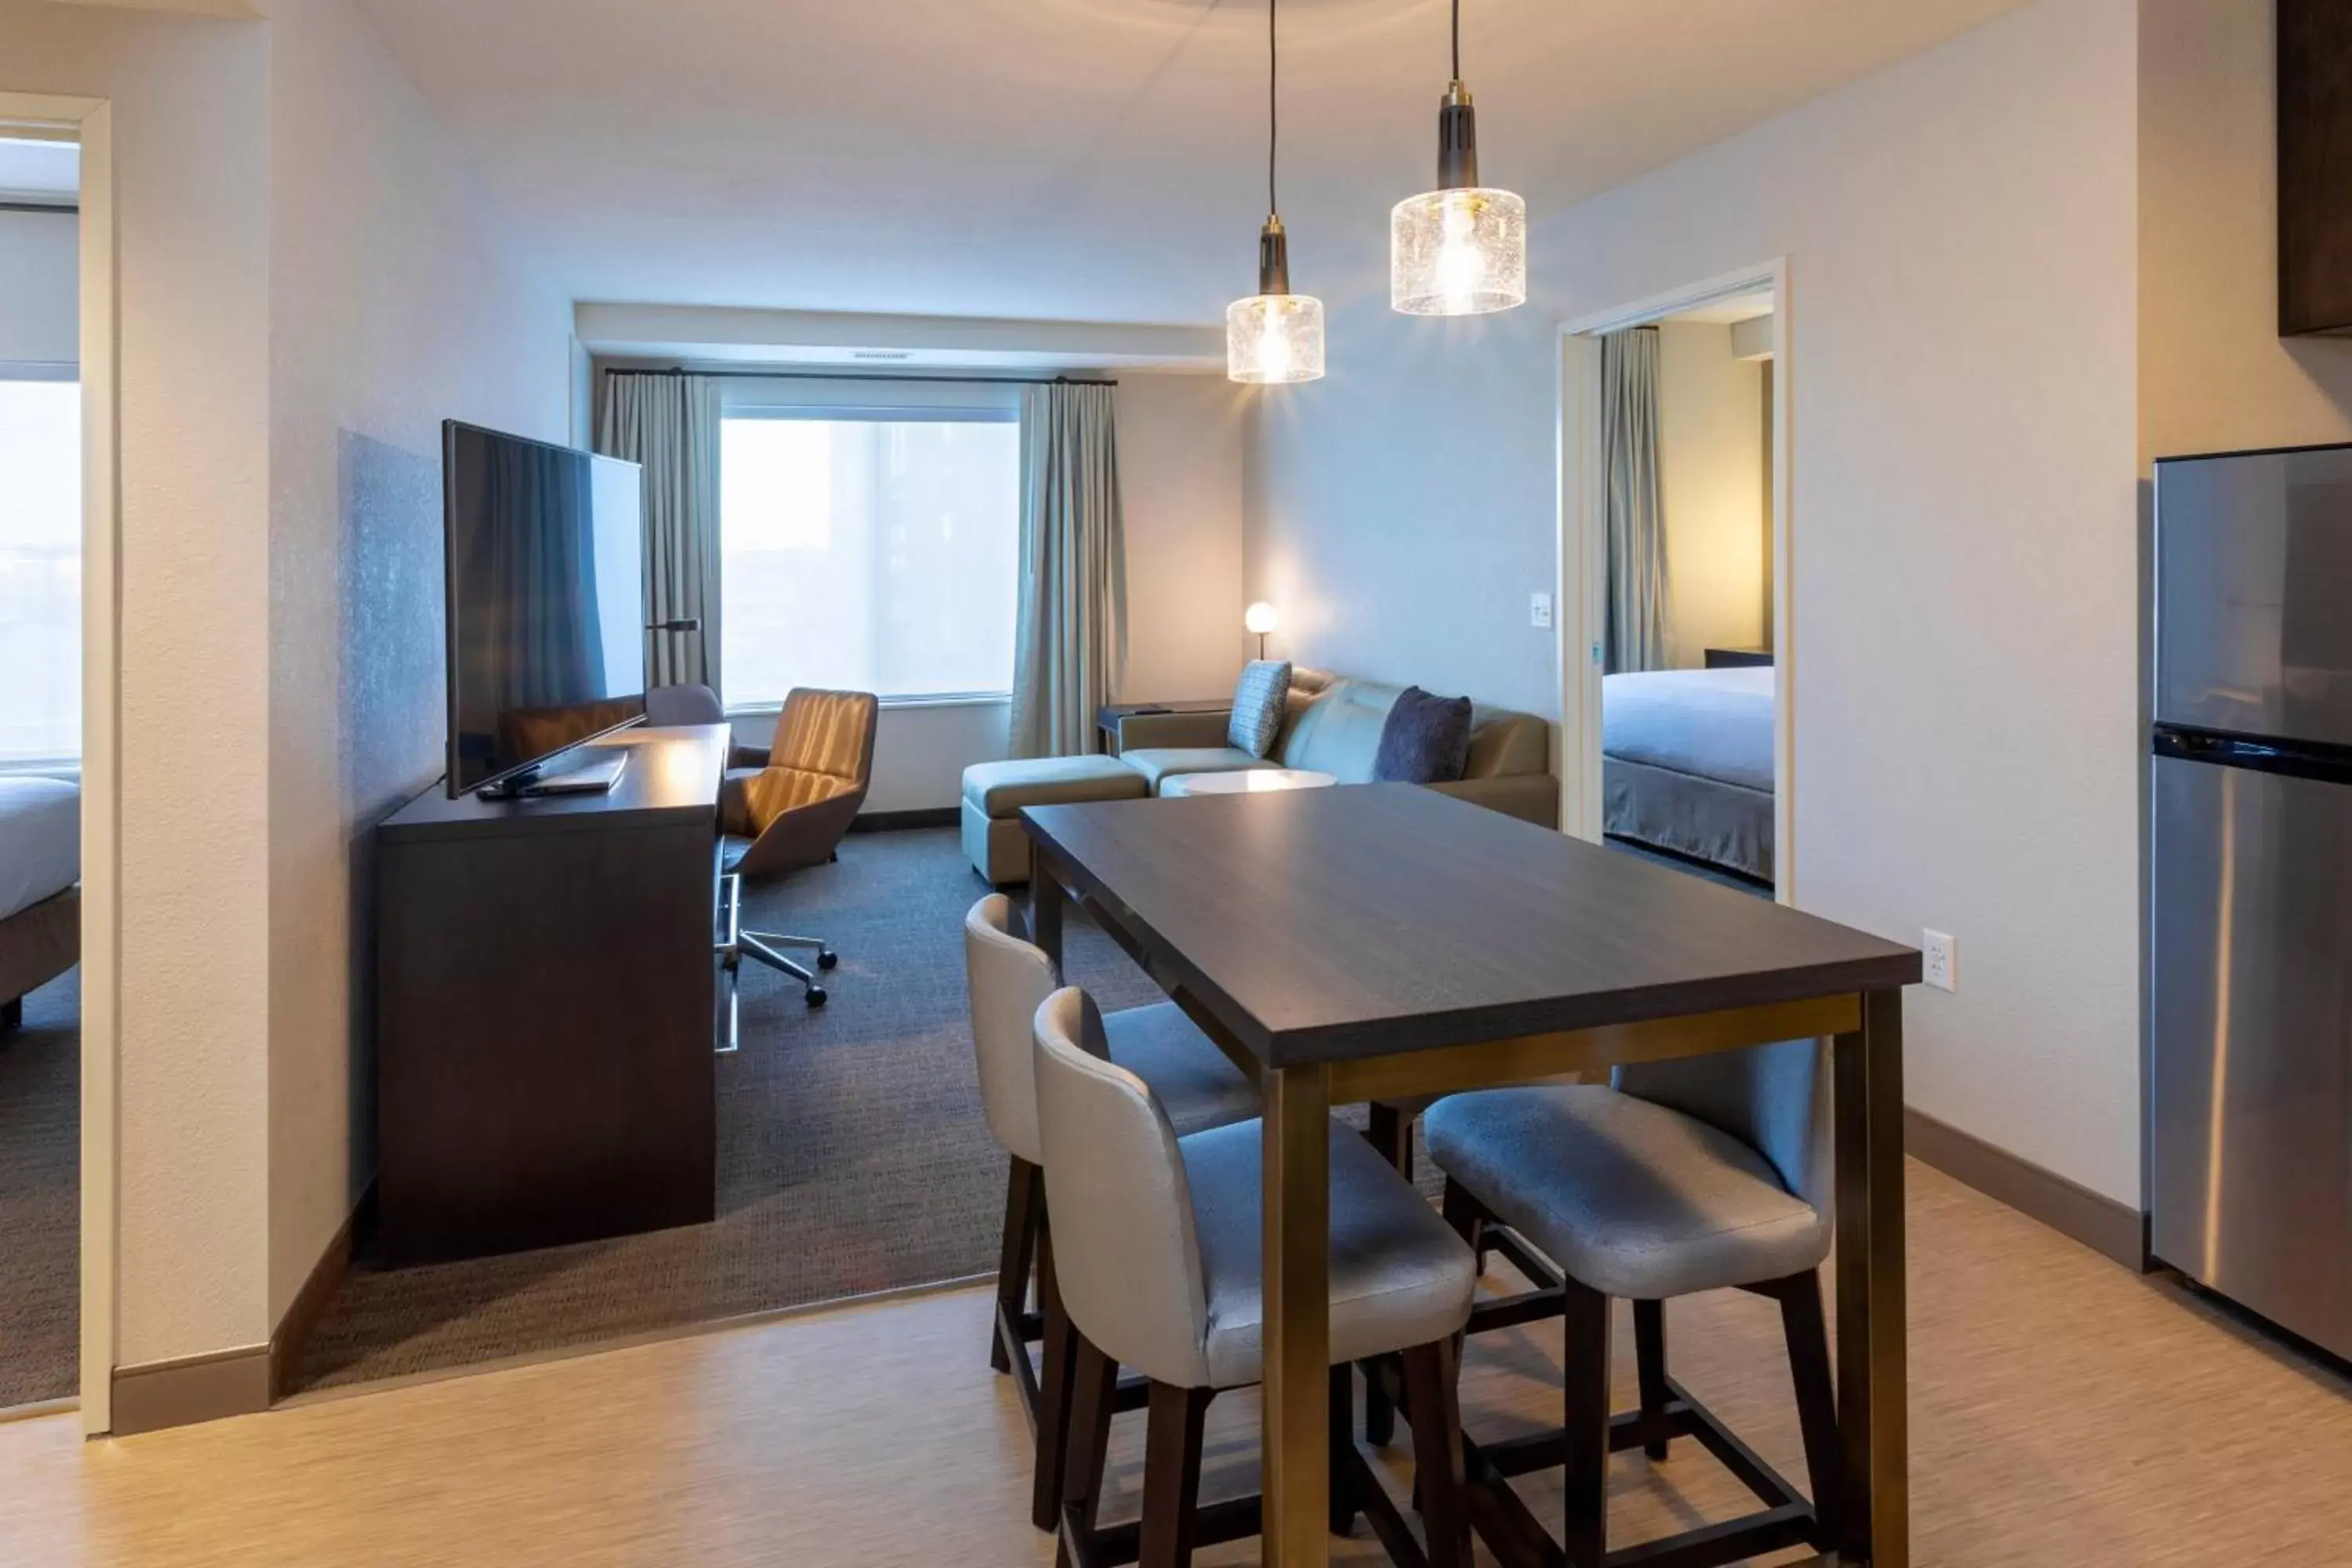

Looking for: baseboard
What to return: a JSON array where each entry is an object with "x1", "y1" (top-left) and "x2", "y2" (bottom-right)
[
  {"x1": 111, "y1": 1344, "x2": 270, "y2": 1436},
  {"x1": 1905, "y1": 1107, "x2": 2147, "y2": 1271},
  {"x1": 850, "y1": 807, "x2": 957, "y2": 833},
  {"x1": 268, "y1": 1181, "x2": 372, "y2": 1401}
]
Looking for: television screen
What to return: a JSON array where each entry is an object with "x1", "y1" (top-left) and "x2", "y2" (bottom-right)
[{"x1": 442, "y1": 421, "x2": 647, "y2": 797}]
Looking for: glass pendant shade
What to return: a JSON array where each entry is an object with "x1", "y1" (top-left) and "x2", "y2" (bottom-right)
[
  {"x1": 1227, "y1": 292, "x2": 1325, "y2": 384},
  {"x1": 1392, "y1": 185, "x2": 1526, "y2": 316}
]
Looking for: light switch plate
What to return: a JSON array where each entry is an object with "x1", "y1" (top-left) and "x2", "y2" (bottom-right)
[
  {"x1": 1530, "y1": 592, "x2": 1553, "y2": 630},
  {"x1": 1922, "y1": 929, "x2": 1956, "y2": 992}
]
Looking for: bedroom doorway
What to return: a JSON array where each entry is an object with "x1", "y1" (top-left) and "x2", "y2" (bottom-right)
[
  {"x1": 0, "y1": 118, "x2": 86, "y2": 1419},
  {"x1": 1556, "y1": 263, "x2": 1791, "y2": 902}
]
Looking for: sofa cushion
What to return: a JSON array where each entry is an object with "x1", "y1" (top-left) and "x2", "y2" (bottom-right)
[
  {"x1": 962, "y1": 755, "x2": 1149, "y2": 818},
  {"x1": 1227, "y1": 660, "x2": 1293, "y2": 757},
  {"x1": 1371, "y1": 686, "x2": 1474, "y2": 784},
  {"x1": 1276, "y1": 677, "x2": 1402, "y2": 783},
  {"x1": 1121, "y1": 747, "x2": 1271, "y2": 794}
]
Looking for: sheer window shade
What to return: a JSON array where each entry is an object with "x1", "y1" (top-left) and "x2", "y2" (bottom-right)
[{"x1": 0, "y1": 376, "x2": 80, "y2": 765}]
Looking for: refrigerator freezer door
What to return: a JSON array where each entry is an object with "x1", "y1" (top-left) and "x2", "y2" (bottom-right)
[
  {"x1": 2150, "y1": 753, "x2": 2352, "y2": 1359},
  {"x1": 2156, "y1": 445, "x2": 2352, "y2": 750}
]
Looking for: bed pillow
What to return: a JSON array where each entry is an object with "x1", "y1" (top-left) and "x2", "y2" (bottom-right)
[
  {"x1": 1227, "y1": 660, "x2": 1293, "y2": 758},
  {"x1": 1371, "y1": 686, "x2": 1474, "y2": 784}
]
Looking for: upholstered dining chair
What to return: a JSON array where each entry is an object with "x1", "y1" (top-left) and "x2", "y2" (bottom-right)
[
  {"x1": 1422, "y1": 1039, "x2": 1844, "y2": 1568},
  {"x1": 961, "y1": 895, "x2": 1256, "y2": 1530},
  {"x1": 1032, "y1": 985, "x2": 1479, "y2": 1568},
  {"x1": 717, "y1": 687, "x2": 878, "y2": 1007},
  {"x1": 641, "y1": 681, "x2": 727, "y2": 729}
]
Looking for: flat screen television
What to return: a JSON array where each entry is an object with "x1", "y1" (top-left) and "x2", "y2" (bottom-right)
[{"x1": 442, "y1": 420, "x2": 647, "y2": 797}]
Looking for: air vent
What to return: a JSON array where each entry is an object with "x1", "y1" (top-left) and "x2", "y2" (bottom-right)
[{"x1": 851, "y1": 349, "x2": 914, "y2": 361}]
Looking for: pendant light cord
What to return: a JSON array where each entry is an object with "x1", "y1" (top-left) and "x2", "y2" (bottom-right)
[
  {"x1": 1452, "y1": 0, "x2": 1461, "y2": 81},
  {"x1": 1268, "y1": 0, "x2": 1279, "y2": 216}
]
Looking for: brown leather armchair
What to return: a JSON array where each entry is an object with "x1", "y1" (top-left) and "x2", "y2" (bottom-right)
[{"x1": 717, "y1": 688, "x2": 879, "y2": 1008}]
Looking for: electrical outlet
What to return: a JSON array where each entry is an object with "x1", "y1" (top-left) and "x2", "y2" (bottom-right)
[
  {"x1": 1922, "y1": 929, "x2": 1956, "y2": 992},
  {"x1": 1530, "y1": 592, "x2": 1553, "y2": 630}
]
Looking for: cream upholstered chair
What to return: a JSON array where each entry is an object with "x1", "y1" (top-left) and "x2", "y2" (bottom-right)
[
  {"x1": 963, "y1": 895, "x2": 1256, "y2": 1530},
  {"x1": 1033, "y1": 985, "x2": 1478, "y2": 1568},
  {"x1": 1423, "y1": 1040, "x2": 1843, "y2": 1567},
  {"x1": 717, "y1": 688, "x2": 878, "y2": 1007}
]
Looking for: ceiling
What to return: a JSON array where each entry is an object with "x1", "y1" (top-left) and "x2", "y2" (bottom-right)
[{"x1": 356, "y1": 0, "x2": 2031, "y2": 328}]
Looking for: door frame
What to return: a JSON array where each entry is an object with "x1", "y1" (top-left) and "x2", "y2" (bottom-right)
[
  {"x1": 1555, "y1": 258, "x2": 1795, "y2": 904},
  {"x1": 0, "y1": 92, "x2": 120, "y2": 1435}
]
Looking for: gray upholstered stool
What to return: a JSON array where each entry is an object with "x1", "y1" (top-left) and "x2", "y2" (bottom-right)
[
  {"x1": 962, "y1": 895, "x2": 1257, "y2": 1529},
  {"x1": 1033, "y1": 985, "x2": 1478, "y2": 1568},
  {"x1": 1423, "y1": 1040, "x2": 1843, "y2": 1568}
]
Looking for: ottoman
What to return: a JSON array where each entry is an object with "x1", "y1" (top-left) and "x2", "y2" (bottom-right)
[{"x1": 961, "y1": 755, "x2": 1150, "y2": 884}]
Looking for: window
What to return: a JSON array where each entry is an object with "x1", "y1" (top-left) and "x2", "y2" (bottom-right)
[
  {"x1": 720, "y1": 406, "x2": 1021, "y2": 706},
  {"x1": 0, "y1": 372, "x2": 80, "y2": 765}
]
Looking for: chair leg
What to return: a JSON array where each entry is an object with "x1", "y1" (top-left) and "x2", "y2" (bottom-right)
[
  {"x1": 1400, "y1": 1338, "x2": 1472, "y2": 1568},
  {"x1": 1562, "y1": 1278, "x2": 1613, "y2": 1568},
  {"x1": 1440, "y1": 1178, "x2": 1494, "y2": 1281},
  {"x1": 1328, "y1": 1366, "x2": 1359, "y2": 1536},
  {"x1": 1777, "y1": 1271, "x2": 1845, "y2": 1534},
  {"x1": 1032, "y1": 1225, "x2": 1077, "y2": 1533},
  {"x1": 1365, "y1": 1101, "x2": 1412, "y2": 1178},
  {"x1": 1139, "y1": 1381, "x2": 1210, "y2": 1568},
  {"x1": 1359, "y1": 1357, "x2": 1397, "y2": 1448},
  {"x1": 1633, "y1": 1298, "x2": 1671, "y2": 1462},
  {"x1": 1058, "y1": 1333, "x2": 1120, "y2": 1563},
  {"x1": 992, "y1": 1158, "x2": 1042, "y2": 1374}
]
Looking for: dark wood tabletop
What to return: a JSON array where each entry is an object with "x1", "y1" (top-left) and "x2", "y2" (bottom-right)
[
  {"x1": 1021, "y1": 782, "x2": 1919, "y2": 1068},
  {"x1": 380, "y1": 724, "x2": 730, "y2": 844}
]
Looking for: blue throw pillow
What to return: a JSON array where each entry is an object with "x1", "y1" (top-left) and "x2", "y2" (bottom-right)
[
  {"x1": 1228, "y1": 660, "x2": 1293, "y2": 758},
  {"x1": 1372, "y1": 686, "x2": 1474, "y2": 784}
]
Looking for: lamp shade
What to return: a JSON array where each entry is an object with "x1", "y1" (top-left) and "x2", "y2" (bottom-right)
[
  {"x1": 1227, "y1": 293, "x2": 1325, "y2": 385},
  {"x1": 1391, "y1": 186, "x2": 1526, "y2": 316},
  {"x1": 1244, "y1": 601, "x2": 1279, "y2": 635}
]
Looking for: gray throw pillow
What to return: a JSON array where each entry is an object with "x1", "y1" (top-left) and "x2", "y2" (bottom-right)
[
  {"x1": 1371, "y1": 685, "x2": 1474, "y2": 783},
  {"x1": 1228, "y1": 660, "x2": 1293, "y2": 758}
]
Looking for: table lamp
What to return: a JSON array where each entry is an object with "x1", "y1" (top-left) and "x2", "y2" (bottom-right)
[{"x1": 1245, "y1": 601, "x2": 1279, "y2": 661}]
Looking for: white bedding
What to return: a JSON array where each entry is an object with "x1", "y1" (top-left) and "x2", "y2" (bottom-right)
[
  {"x1": 1602, "y1": 667, "x2": 1776, "y2": 793},
  {"x1": 0, "y1": 776, "x2": 79, "y2": 922}
]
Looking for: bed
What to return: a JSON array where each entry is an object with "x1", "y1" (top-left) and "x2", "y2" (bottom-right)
[
  {"x1": 0, "y1": 775, "x2": 79, "y2": 1029},
  {"x1": 1602, "y1": 666, "x2": 1775, "y2": 884}
]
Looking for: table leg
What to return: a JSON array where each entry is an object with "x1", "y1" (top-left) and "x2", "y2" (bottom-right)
[
  {"x1": 1833, "y1": 987, "x2": 1907, "y2": 1566},
  {"x1": 1261, "y1": 1063, "x2": 1331, "y2": 1568},
  {"x1": 1028, "y1": 837, "x2": 1065, "y2": 977}
]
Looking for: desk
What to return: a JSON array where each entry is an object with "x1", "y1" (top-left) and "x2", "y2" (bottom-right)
[
  {"x1": 376, "y1": 724, "x2": 727, "y2": 1265},
  {"x1": 1021, "y1": 783, "x2": 1918, "y2": 1567}
]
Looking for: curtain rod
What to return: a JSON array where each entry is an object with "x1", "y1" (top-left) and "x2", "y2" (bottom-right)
[
  {"x1": 0, "y1": 201, "x2": 77, "y2": 216},
  {"x1": 608, "y1": 366, "x2": 1118, "y2": 387}
]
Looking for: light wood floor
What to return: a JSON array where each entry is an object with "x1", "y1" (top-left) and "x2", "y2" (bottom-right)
[{"x1": 4, "y1": 1160, "x2": 2350, "y2": 1566}]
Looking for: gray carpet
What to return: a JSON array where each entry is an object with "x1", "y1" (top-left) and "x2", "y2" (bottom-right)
[
  {"x1": 293, "y1": 826, "x2": 1172, "y2": 1393},
  {"x1": 0, "y1": 967, "x2": 78, "y2": 1411}
]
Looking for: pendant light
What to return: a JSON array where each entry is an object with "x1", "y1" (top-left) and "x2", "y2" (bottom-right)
[
  {"x1": 1228, "y1": 0, "x2": 1325, "y2": 384},
  {"x1": 1390, "y1": 0, "x2": 1526, "y2": 316}
]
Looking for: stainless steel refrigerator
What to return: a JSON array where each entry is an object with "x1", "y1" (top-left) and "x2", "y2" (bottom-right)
[{"x1": 2151, "y1": 441, "x2": 2352, "y2": 1360}]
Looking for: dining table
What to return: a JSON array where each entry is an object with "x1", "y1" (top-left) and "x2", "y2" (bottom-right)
[{"x1": 1021, "y1": 782, "x2": 1920, "y2": 1568}]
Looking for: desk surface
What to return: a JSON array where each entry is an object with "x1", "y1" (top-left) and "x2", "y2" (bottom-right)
[
  {"x1": 380, "y1": 724, "x2": 729, "y2": 844},
  {"x1": 1022, "y1": 782, "x2": 1918, "y2": 1067}
]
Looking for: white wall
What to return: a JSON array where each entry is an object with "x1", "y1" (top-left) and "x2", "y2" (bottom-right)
[
  {"x1": 1656, "y1": 321, "x2": 1766, "y2": 667},
  {"x1": 1114, "y1": 372, "x2": 1250, "y2": 700},
  {"x1": 3, "y1": 0, "x2": 276, "y2": 1367},
  {"x1": 263, "y1": 0, "x2": 575, "y2": 1321},
  {"x1": 1250, "y1": 0, "x2": 2146, "y2": 1202},
  {"x1": 0, "y1": 209, "x2": 78, "y2": 364}
]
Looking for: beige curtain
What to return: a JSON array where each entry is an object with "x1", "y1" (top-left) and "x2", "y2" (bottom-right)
[
  {"x1": 1010, "y1": 383, "x2": 1127, "y2": 758},
  {"x1": 1602, "y1": 327, "x2": 1673, "y2": 673},
  {"x1": 594, "y1": 370, "x2": 722, "y2": 691}
]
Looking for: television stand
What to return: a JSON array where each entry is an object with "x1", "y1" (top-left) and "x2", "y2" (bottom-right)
[
  {"x1": 376, "y1": 724, "x2": 726, "y2": 1265},
  {"x1": 475, "y1": 747, "x2": 629, "y2": 800}
]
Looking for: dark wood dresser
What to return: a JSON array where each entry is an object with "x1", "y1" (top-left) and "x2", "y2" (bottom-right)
[{"x1": 375, "y1": 724, "x2": 725, "y2": 1265}]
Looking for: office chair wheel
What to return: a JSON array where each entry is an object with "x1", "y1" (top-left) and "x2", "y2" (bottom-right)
[
  {"x1": 806, "y1": 985, "x2": 828, "y2": 1007},
  {"x1": 818, "y1": 949, "x2": 839, "y2": 970}
]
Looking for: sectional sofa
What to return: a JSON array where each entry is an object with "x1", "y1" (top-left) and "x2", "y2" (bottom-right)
[{"x1": 960, "y1": 668, "x2": 1558, "y2": 884}]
